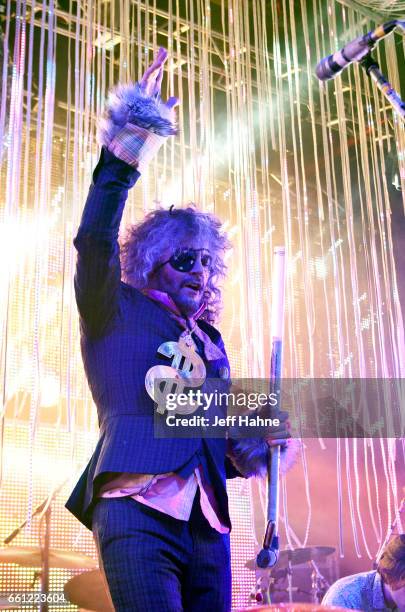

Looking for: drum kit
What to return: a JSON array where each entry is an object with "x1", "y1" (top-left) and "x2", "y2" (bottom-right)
[
  {"x1": 0, "y1": 545, "x2": 112, "y2": 611},
  {"x1": 0, "y1": 478, "x2": 113, "y2": 612},
  {"x1": 0, "y1": 479, "x2": 344, "y2": 612},
  {"x1": 0, "y1": 543, "x2": 354, "y2": 611},
  {"x1": 244, "y1": 545, "x2": 337, "y2": 609}
]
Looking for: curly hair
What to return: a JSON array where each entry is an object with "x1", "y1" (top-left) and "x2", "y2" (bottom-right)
[
  {"x1": 120, "y1": 206, "x2": 231, "y2": 323},
  {"x1": 378, "y1": 535, "x2": 405, "y2": 587}
]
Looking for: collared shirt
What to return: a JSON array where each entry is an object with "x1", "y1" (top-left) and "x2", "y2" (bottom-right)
[
  {"x1": 98, "y1": 289, "x2": 230, "y2": 534},
  {"x1": 322, "y1": 570, "x2": 398, "y2": 611},
  {"x1": 141, "y1": 289, "x2": 225, "y2": 360},
  {"x1": 98, "y1": 466, "x2": 229, "y2": 534}
]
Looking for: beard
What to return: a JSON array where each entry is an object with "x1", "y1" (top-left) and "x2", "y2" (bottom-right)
[{"x1": 171, "y1": 289, "x2": 203, "y2": 317}]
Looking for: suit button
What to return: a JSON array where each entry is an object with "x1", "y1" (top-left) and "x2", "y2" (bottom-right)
[{"x1": 219, "y1": 366, "x2": 229, "y2": 379}]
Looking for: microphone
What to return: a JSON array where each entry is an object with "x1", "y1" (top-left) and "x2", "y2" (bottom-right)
[
  {"x1": 256, "y1": 540, "x2": 279, "y2": 569},
  {"x1": 316, "y1": 20, "x2": 401, "y2": 81}
]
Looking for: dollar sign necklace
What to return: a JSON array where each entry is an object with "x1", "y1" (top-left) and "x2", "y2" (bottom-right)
[
  {"x1": 145, "y1": 320, "x2": 206, "y2": 415},
  {"x1": 180, "y1": 318, "x2": 198, "y2": 350}
]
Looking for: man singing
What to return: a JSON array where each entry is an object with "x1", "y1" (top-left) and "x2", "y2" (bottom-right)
[{"x1": 66, "y1": 48, "x2": 293, "y2": 611}]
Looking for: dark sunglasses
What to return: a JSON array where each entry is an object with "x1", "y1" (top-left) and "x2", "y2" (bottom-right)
[{"x1": 157, "y1": 248, "x2": 212, "y2": 273}]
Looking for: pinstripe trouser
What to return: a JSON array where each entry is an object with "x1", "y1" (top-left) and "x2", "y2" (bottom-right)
[{"x1": 92, "y1": 492, "x2": 231, "y2": 612}]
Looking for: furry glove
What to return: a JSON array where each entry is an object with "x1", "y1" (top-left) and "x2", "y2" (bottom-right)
[
  {"x1": 227, "y1": 437, "x2": 300, "y2": 478},
  {"x1": 98, "y1": 82, "x2": 177, "y2": 173}
]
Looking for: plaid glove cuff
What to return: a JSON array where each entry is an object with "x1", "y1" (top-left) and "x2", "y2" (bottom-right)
[
  {"x1": 107, "y1": 123, "x2": 165, "y2": 173},
  {"x1": 98, "y1": 81, "x2": 177, "y2": 173}
]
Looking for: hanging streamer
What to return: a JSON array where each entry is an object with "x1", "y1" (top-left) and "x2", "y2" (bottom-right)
[{"x1": 0, "y1": 0, "x2": 403, "y2": 563}]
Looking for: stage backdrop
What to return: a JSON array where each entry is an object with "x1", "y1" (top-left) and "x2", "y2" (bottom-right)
[{"x1": 0, "y1": 0, "x2": 404, "y2": 609}]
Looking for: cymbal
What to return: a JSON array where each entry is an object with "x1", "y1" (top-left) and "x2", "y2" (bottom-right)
[
  {"x1": 237, "y1": 605, "x2": 358, "y2": 611},
  {"x1": 0, "y1": 546, "x2": 97, "y2": 569},
  {"x1": 279, "y1": 546, "x2": 335, "y2": 565},
  {"x1": 64, "y1": 570, "x2": 114, "y2": 612},
  {"x1": 245, "y1": 546, "x2": 336, "y2": 570}
]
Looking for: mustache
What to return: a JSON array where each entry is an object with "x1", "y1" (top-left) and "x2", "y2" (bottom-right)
[{"x1": 182, "y1": 279, "x2": 203, "y2": 289}]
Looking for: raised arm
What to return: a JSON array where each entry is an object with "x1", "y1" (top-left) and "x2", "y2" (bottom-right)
[
  {"x1": 73, "y1": 149, "x2": 140, "y2": 337},
  {"x1": 74, "y1": 48, "x2": 178, "y2": 337}
]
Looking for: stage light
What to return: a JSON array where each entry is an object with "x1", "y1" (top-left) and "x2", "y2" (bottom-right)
[
  {"x1": 173, "y1": 24, "x2": 190, "y2": 37},
  {"x1": 280, "y1": 68, "x2": 301, "y2": 78},
  {"x1": 227, "y1": 80, "x2": 244, "y2": 90},
  {"x1": 170, "y1": 59, "x2": 187, "y2": 70},
  {"x1": 94, "y1": 33, "x2": 121, "y2": 50},
  {"x1": 39, "y1": 375, "x2": 59, "y2": 409},
  {"x1": 314, "y1": 257, "x2": 327, "y2": 279}
]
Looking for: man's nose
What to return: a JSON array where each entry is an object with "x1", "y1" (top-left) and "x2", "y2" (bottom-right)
[{"x1": 191, "y1": 255, "x2": 205, "y2": 274}]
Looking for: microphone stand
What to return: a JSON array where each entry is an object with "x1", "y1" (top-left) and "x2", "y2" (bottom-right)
[
  {"x1": 39, "y1": 503, "x2": 51, "y2": 612},
  {"x1": 3, "y1": 500, "x2": 48, "y2": 545},
  {"x1": 309, "y1": 559, "x2": 330, "y2": 604},
  {"x1": 3, "y1": 477, "x2": 69, "y2": 612},
  {"x1": 360, "y1": 53, "x2": 405, "y2": 120},
  {"x1": 255, "y1": 247, "x2": 286, "y2": 602},
  {"x1": 315, "y1": 19, "x2": 405, "y2": 120},
  {"x1": 37, "y1": 478, "x2": 70, "y2": 612}
]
